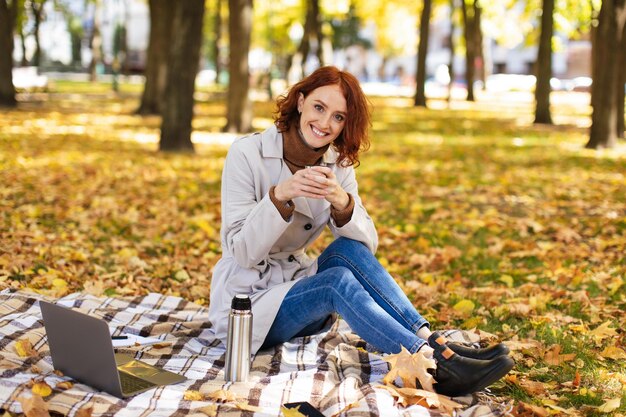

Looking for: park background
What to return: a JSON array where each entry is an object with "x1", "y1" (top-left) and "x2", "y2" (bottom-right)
[{"x1": 1, "y1": 0, "x2": 626, "y2": 416}]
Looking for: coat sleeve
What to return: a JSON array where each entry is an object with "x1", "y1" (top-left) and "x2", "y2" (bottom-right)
[
  {"x1": 221, "y1": 139, "x2": 291, "y2": 269},
  {"x1": 328, "y1": 166, "x2": 378, "y2": 254}
]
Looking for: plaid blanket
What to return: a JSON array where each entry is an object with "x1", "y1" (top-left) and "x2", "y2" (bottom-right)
[{"x1": 0, "y1": 289, "x2": 512, "y2": 416}]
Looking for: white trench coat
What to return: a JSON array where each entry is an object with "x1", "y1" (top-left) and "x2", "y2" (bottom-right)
[{"x1": 208, "y1": 125, "x2": 378, "y2": 354}]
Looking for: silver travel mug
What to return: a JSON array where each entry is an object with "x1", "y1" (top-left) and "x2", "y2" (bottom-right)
[{"x1": 225, "y1": 294, "x2": 253, "y2": 382}]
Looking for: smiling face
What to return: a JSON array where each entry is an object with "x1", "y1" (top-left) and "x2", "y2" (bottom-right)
[{"x1": 297, "y1": 84, "x2": 347, "y2": 149}]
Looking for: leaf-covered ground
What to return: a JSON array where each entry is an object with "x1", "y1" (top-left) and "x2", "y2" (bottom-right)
[{"x1": 1, "y1": 84, "x2": 625, "y2": 416}]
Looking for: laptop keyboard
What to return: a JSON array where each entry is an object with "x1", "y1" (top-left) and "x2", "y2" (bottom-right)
[{"x1": 119, "y1": 371, "x2": 157, "y2": 394}]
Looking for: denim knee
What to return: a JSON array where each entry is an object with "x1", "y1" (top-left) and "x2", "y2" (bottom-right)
[{"x1": 324, "y1": 237, "x2": 369, "y2": 258}]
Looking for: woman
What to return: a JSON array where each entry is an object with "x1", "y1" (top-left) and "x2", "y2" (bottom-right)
[{"x1": 208, "y1": 66, "x2": 513, "y2": 397}]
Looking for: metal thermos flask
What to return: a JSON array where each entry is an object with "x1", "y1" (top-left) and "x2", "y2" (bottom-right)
[{"x1": 225, "y1": 294, "x2": 253, "y2": 382}]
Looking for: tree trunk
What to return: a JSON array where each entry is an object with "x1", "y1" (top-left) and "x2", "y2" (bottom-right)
[
  {"x1": 534, "y1": 0, "x2": 554, "y2": 124},
  {"x1": 414, "y1": 0, "x2": 432, "y2": 107},
  {"x1": 31, "y1": 0, "x2": 45, "y2": 68},
  {"x1": 89, "y1": 0, "x2": 102, "y2": 82},
  {"x1": 224, "y1": 0, "x2": 253, "y2": 133},
  {"x1": 0, "y1": 0, "x2": 16, "y2": 107},
  {"x1": 617, "y1": 18, "x2": 626, "y2": 139},
  {"x1": 461, "y1": 0, "x2": 476, "y2": 101},
  {"x1": 159, "y1": 0, "x2": 205, "y2": 152},
  {"x1": 474, "y1": 3, "x2": 485, "y2": 86},
  {"x1": 293, "y1": 0, "x2": 322, "y2": 79},
  {"x1": 19, "y1": 30, "x2": 28, "y2": 66},
  {"x1": 448, "y1": 0, "x2": 456, "y2": 103},
  {"x1": 211, "y1": 0, "x2": 223, "y2": 82},
  {"x1": 586, "y1": 0, "x2": 626, "y2": 149},
  {"x1": 137, "y1": 0, "x2": 172, "y2": 115}
]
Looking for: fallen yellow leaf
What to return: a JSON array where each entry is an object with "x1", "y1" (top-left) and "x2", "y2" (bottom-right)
[
  {"x1": 600, "y1": 346, "x2": 626, "y2": 360},
  {"x1": 31, "y1": 381, "x2": 52, "y2": 397},
  {"x1": 383, "y1": 346, "x2": 436, "y2": 391},
  {"x1": 206, "y1": 388, "x2": 238, "y2": 403},
  {"x1": 183, "y1": 390, "x2": 204, "y2": 401},
  {"x1": 75, "y1": 405, "x2": 93, "y2": 417},
  {"x1": 235, "y1": 402, "x2": 264, "y2": 412},
  {"x1": 452, "y1": 299, "x2": 475, "y2": 317},
  {"x1": 15, "y1": 339, "x2": 37, "y2": 358},
  {"x1": 597, "y1": 397, "x2": 621, "y2": 413},
  {"x1": 55, "y1": 381, "x2": 74, "y2": 390},
  {"x1": 198, "y1": 404, "x2": 218, "y2": 416},
  {"x1": 589, "y1": 321, "x2": 617, "y2": 346},
  {"x1": 18, "y1": 395, "x2": 50, "y2": 417},
  {"x1": 281, "y1": 405, "x2": 307, "y2": 417}
]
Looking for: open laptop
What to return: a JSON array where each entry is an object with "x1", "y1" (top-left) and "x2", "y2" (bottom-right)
[{"x1": 40, "y1": 300, "x2": 186, "y2": 398}]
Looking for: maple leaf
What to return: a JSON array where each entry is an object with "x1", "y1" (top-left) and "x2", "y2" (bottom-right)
[
  {"x1": 554, "y1": 227, "x2": 581, "y2": 243},
  {"x1": 15, "y1": 339, "x2": 37, "y2": 358},
  {"x1": 234, "y1": 402, "x2": 264, "y2": 412},
  {"x1": 183, "y1": 390, "x2": 204, "y2": 401},
  {"x1": 600, "y1": 346, "x2": 626, "y2": 360},
  {"x1": 31, "y1": 381, "x2": 52, "y2": 397},
  {"x1": 589, "y1": 321, "x2": 617, "y2": 346},
  {"x1": 198, "y1": 404, "x2": 218, "y2": 416},
  {"x1": 513, "y1": 401, "x2": 549, "y2": 417},
  {"x1": 331, "y1": 401, "x2": 360, "y2": 416},
  {"x1": 597, "y1": 398, "x2": 621, "y2": 413},
  {"x1": 205, "y1": 388, "x2": 239, "y2": 403},
  {"x1": 55, "y1": 381, "x2": 73, "y2": 390},
  {"x1": 452, "y1": 299, "x2": 475, "y2": 317},
  {"x1": 75, "y1": 405, "x2": 93, "y2": 417},
  {"x1": 544, "y1": 344, "x2": 575, "y2": 366},
  {"x1": 281, "y1": 405, "x2": 307, "y2": 417},
  {"x1": 382, "y1": 346, "x2": 436, "y2": 392},
  {"x1": 378, "y1": 384, "x2": 463, "y2": 415},
  {"x1": 18, "y1": 395, "x2": 50, "y2": 417}
]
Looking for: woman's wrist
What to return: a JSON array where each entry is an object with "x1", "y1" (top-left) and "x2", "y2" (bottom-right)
[
  {"x1": 331, "y1": 191, "x2": 350, "y2": 211},
  {"x1": 274, "y1": 184, "x2": 289, "y2": 202}
]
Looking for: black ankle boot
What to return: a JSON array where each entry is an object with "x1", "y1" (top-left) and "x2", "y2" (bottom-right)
[
  {"x1": 428, "y1": 331, "x2": 510, "y2": 360},
  {"x1": 431, "y1": 346, "x2": 514, "y2": 397}
]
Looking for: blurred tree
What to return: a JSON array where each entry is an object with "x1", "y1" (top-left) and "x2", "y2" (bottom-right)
[
  {"x1": 0, "y1": 0, "x2": 17, "y2": 107},
  {"x1": 617, "y1": 21, "x2": 625, "y2": 138},
  {"x1": 137, "y1": 0, "x2": 172, "y2": 115},
  {"x1": 207, "y1": 0, "x2": 223, "y2": 82},
  {"x1": 534, "y1": 0, "x2": 554, "y2": 124},
  {"x1": 414, "y1": 0, "x2": 432, "y2": 107},
  {"x1": 461, "y1": 0, "x2": 480, "y2": 101},
  {"x1": 28, "y1": 0, "x2": 47, "y2": 67},
  {"x1": 224, "y1": 0, "x2": 252, "y2": 133},
  {"x1": 292, "y1": 0, "x2": 323, "y2": 79},
  {"x1": 15, "y1": 0, "x2": 27, "y2": 66},
  {"x1": 88, "y1": 0, "x2": 102, "y2": 81},
  {"x1": 159, "y1": 0, "x2": 205, "y2": 152},
  {"x1": 586, "y1": 0, "x2": 626, "y2": 149},
  {"x1": 331, "y1": 3, "x2": 369, "y2": 49},
  {"x1": 448, "y1": 0, "x2": 457, "y2": 103},
  {"x1": 617, "y1": 24, "x2": 626, "y2": 139}
]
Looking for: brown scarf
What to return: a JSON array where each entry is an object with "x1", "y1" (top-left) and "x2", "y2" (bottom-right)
[{"x1": 282, "y1": 124, "x2": 329, "y2": 174}]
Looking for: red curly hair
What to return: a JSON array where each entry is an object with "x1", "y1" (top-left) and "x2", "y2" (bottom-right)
[{"x1": 274, "y1": 66, "x2": 371, "y2": 167}]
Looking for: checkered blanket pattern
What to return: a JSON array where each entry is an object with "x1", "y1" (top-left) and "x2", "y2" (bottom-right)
[{"x1": 0, "y1": 289, "x2": 511, "y2": 416}]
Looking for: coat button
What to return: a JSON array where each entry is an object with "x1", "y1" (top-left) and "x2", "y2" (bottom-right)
[
  {"x1": 288, "y1": 255, "x2": 296, "y2": 262},
  {"x1": 304, "y1": 223, "x2": 312, "y2": 230}
]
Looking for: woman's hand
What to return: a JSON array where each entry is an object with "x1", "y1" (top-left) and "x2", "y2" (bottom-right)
[{"x1": 274, "y1": 166, "x2": 349, "y2": 210}]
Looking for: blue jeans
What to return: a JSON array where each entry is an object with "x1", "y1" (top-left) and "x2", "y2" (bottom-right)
[{"x1": 262, "y1": 237, "x2": 429, "y2": 353}]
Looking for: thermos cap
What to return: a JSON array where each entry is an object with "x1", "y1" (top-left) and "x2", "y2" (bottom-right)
[{"x1": 231, "y1": 294, "x2": 251, "y2": 310}]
